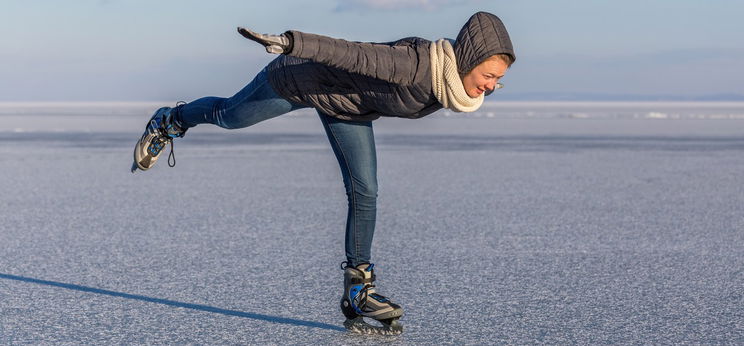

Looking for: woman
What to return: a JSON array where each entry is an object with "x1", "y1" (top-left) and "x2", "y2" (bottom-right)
[{"x1": 132, "y1": 11, "x2": 515, "y2": 335}]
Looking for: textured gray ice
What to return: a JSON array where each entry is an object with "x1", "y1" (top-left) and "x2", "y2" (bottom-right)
[{"x1": 1, "y1": 105, "x2": 743, "y2": 344}]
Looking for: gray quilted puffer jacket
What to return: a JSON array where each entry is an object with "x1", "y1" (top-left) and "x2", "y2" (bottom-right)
[{"x1": 266, "y1": 11, "x2": 515, "y2": 121}]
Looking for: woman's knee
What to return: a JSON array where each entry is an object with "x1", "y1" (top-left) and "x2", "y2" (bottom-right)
[{"x1": 346, "y1": 179, "x2": 378, "y2": 201}]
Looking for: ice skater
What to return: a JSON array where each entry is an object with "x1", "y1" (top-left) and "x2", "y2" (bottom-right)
[{"x1": 132, "y1": 11, "x2": 515, "y2": 334}]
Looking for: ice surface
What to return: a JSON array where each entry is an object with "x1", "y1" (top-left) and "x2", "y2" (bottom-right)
[{"x1": 0, "y1": 103, "x2": 743, "y2": 344}]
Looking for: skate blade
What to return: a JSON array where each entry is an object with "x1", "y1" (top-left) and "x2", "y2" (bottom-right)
[
  {"x1": 130, "y1": 161, "x2": 139, "y2": 173},
  {"x1": 343, "y1": 317, "x2": 403, "y2": 336}
]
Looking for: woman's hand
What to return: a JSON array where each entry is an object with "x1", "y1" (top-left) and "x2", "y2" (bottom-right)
[{"x1": 237, "y1": 27, "x2": 291, "y2": 54}]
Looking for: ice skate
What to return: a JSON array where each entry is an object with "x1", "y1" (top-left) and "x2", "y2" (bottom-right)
[
  {"x1": 131, "y1": 106, "x2": 187, "y2": 173},
  {"x1": 340, "y1": 263, "x2": 404, "y2": 335}
]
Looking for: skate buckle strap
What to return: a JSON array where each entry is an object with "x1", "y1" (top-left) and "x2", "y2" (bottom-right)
[
  {"x1": 341, "y1": 261, "x2": 376, "y2": 284},
  {"x1": 369, "y1": 293, "x2": 389, "y2": 303},
  {"x1": 350, "y1": 276, "x2": 375, "y2": 285}
]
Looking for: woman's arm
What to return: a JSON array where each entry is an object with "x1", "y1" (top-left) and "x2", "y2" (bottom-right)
[
  {"x1": 239, "y1": 27, "x2": 420, "y2": 85},
  {"x1": 286, "y1": 31, "x2": 419, "y2": 85}
]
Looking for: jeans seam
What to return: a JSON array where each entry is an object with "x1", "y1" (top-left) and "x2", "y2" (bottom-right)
[{"x1": 326, "y1": 121, "x2": 360, "y2": 265}]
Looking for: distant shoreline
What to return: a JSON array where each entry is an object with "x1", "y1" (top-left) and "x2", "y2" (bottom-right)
[{"x1": 1, "y1": 101, "x2": 743, "y2": 123}]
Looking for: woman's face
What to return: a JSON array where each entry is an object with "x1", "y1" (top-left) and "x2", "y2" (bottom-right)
[{"x1": 461, "y1": 57, "x2": 509, "y2": 98}]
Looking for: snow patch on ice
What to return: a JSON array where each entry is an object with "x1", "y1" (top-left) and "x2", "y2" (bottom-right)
[{"x1": 646, "y1": 112, "x2": 669, "y2": 119}]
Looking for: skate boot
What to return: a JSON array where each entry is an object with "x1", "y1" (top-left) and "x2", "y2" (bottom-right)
[
  {"x1": 340, "y1": 263, "x2": 404, "y2": 335},
  {"x1": 131, "y1": 106, "x2": 187, "y2": 173}
]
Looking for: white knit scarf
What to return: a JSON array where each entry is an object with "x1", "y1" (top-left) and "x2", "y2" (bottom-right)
[{"x1": 429, "y1": 39, "x2": 484, "y2": 112}]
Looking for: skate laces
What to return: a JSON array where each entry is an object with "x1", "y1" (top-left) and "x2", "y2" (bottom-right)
[
  {"x1": 344, "y1": 262, "x2": 388, "y2": 312},
  {"x1": 146, "y1": 122, "x2": 177, "y2": 167},
  {"x1": 354, "y1": 282, "x2": 392, "y2": 311}
]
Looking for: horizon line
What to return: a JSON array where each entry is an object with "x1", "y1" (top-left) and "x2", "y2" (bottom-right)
[{"x1": 2, "y1": 100, "x2": 744, "y2": 106}]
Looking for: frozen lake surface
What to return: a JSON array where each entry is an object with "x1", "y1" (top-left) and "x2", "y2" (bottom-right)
[{"x1": 1, "y1": 102, "x2": 743, "y2": 344}]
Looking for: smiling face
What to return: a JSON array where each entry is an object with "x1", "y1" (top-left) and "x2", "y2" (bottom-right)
[{"x1": 461, "y1": 56, "x2": 509, "y2": 98}]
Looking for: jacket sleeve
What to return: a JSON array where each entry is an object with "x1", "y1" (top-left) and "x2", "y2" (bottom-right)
[{"x1": 285, "y1": 30, "x2": 421, "y2": 86}]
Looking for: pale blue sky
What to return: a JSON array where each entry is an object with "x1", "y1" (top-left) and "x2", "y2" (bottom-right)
[{"x1": 2, "y1": 0, "x2": 743, "y2": 101}]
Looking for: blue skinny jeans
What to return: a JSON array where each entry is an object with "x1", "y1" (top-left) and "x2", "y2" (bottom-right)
[{"x1": 173, "y1": 67, "x2": 377, "y2": 267}]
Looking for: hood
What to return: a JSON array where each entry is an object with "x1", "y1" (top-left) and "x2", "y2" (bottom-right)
[{"x1": 453, "y1": 12, "x2": 516, "y2": 74}]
